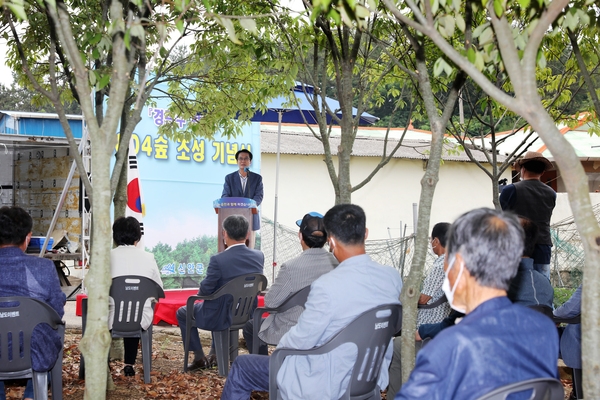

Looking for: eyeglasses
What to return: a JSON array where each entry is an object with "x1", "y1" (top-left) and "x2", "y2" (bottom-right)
[{"x1": 238, "y1": 157, "x2": 250, "y2": 161}]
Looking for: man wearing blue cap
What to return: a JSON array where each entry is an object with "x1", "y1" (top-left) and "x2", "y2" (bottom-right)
[{"x1": 243, "y1": 212, "x2": 338, "y2": 355}]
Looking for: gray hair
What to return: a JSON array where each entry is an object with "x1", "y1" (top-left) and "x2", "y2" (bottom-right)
[
  {"x1": 446, "y1": 208, "x2": 524, "y2": 291},
  {"x1": 223, "y1": 215, "x2": 249, "y2": 241}
]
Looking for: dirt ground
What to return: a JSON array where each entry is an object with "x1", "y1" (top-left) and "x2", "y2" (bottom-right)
[{"x1": 3, "y1": 329, "x2": 576, "y2": 399}]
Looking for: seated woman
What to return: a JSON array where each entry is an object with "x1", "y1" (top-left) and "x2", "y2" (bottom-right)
[{"x1": 109, "y1": 217, "x2": 163, "y2": 377}]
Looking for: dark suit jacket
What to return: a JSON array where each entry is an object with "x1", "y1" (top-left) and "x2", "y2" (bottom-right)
[
  {"x1": 222, "y1": 170, "x2": 264, "y2": 229},
  {"x1": 195, "y1": 244, "x2": 264, "y2": 331}
]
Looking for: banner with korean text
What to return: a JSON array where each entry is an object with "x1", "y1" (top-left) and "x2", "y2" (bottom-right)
[{"x1": 131, "y1": 103, "x2": 261, "y2": 289}]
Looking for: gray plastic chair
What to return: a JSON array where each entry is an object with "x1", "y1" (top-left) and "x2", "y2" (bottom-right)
[
  {"x1": 251, "y1": 285, "x2": 311, "y2": 354},
  {"x1": 183, "y1": 273, "x2": 268, "y2": 377},
  {"x1": 0, "y1": 296, "x2": 65, "y2": 400},
  {"x1": 269, "y1": 303, "x2": 402, "y2": 400},
  {"x1": 551, "y1": 313, "x2": 581, "y2": 399},
  {"x1": 79, "y1": 276, "x2": 165, "y2": 383},
  {"x1": 476, "y1": 377, "x2": 564, "y2": 400}
]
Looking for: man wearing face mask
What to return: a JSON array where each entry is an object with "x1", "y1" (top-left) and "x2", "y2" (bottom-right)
[
  {"x1": 221, "y1": 204, "x2": 403, "y2": 399},
  {"x1": 396, "y1": 208, "x2": 559, "y2": 400}
]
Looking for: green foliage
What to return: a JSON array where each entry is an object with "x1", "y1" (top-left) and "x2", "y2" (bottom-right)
[{"x1": 554, "y1": 286, "x2": 576, "y2": 308}]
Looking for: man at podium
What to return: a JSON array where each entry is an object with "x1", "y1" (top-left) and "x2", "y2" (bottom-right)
[{"x1": 222, "y1": 149, "x2": 263, "y2": 231}]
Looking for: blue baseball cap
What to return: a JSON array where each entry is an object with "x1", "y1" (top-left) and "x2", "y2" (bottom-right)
[{"x1": 296, "y1": 212, "x2": 323, "y2": 227}]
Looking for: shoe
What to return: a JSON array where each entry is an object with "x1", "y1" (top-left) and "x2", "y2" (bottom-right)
[
  {"x1": 207, "y1": 354, "x2": 218, "y2": 368},
  {"x1": 187, "y1": 357, "x2": 209, "y2": 371},
  {"x1": 123, "y1": 365, "x2": 135, "y2": 377}
]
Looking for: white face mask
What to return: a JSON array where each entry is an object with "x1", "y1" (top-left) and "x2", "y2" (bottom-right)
[{"x1": 442, "y1": 255, "x2": 466, "y2": 314}]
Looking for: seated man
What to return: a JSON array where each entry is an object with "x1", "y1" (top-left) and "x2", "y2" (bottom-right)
[
  {"x1": 221, "y1": 204, "x2": 403, "y2": 399},
  {"x1": 554, "y1": 285, "x2": 581, "y2": 370},
  {"x1": 507, "y1": 217, "x2": 554, "y2": 307},
  {"x1": 243, "y1": 211, "x2": 338, "y2": 355},
  {"x1": 176, "y1": 214, "x2": 264, "y2": 371},
  {"x1": 0, "y1": 206, "x2": 66, "y2": 400},
  {"x1": 397, "y1": 208, "x2": 559, "y2": 400}
]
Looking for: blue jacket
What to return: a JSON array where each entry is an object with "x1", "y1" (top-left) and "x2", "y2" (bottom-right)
[
  {"x1": 222, "y1": 171, "x2": 263, "y2": 229},
  {"x1": 195, "y1": 244, "x2": 264, "y2": 331},
  {"x1": 397, "y1": 297, "x2": 559, "y2": 400},
  {"x1": 554, "y1": 285, "x2": 581, "y2": 368},
  {"x1": 0, "y1": 247, "x2": 66, "y2": 371}
]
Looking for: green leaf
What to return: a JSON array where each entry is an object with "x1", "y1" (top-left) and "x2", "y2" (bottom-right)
[
  {"x1": 517, "y1": 0, "x2": 530, "y2": 8},
  {"x1": 239, "y1": 18, "x2": 258, "y2": 35},
  {"x1": 455, "y1": 14, "x2": 466, "y2": 32},
  {"x1": 493, "y1": 0, "x2": 503, "y2": 17},
  {"x1": 444, "y1": 15, "x2": 455, "y2": 37},
  {"x1": 367, "y1": 0, "x2": 377, "y2": 11},
  {"x1": 474, "y1": 50, "x2": 484, "y2": 71},
  {"x1": 92, "y1": 48, "x2": 100, "y2": 60},
  {"x1": 88, "y1": 70, "x2": 97, "y2": 86},
  {"x1": 6, "y1": 0, "x2": 27, "y2": 21},
  {"x1": 467, "y1": 47, "x2": 476, "y2": 63},
  {"x1": 98, "y1": 74, "x2": 111, "y2": 90},
  {"x1": 434, "y1": 57, "x2": 451, "y2": 77},
  {"x1": 564, "y1": 11, "x2": 578, "y2": 32},
  {"x1": 124, "y1": 30, "x2": 131, "y2": 50},
  {"x1": 536, "y1": 50, "x2": 547, "y2": 69},
  {"x1": 479, "y1": 26, "x2": 494, "y2": 45},
  {"x1": 219, "y1": 17, "x2": 242, "y2": 45},
  {"x1": 472, "y1": 22, "x2": 490, "y2": 39},
  {"x1": 176, "y1": 20, "x2": 184, "y2": 34},
  {"x1": 130, "y1": 23, "x2": 145, "y2": 39},
  {"x1": 431, "y1": 0, "x2": 440, "y2": 15},
  {"x1": 355, "y1": 4, "x2": 370, "y2": 18}
]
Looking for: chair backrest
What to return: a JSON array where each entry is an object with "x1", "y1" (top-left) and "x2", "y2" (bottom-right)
[
  {"x1": 211, "y1": 273, "x2": 268, "y2": 329},
  {"x1": 476, "y1": 377, "x2": 564, "y2": 400},
  {"x1": 110, "y1": 276, "x2": 165, "y2": 334},
  {"x1": 274, "y1": 285, "x2": 311, "y2": 313},
  {"x1": 0, "y1": 297, "x2": 62, "y2": 374}
]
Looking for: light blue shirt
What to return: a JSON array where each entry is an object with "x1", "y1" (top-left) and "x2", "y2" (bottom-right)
[{"x1": 276, "y1": 254, "x2": 403, "y2": 399}]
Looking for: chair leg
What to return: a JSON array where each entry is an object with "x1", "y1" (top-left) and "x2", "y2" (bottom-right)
[
  {"x1": 32, "y1": 371, "x2": 49, "y2": 400},
  {"x1": 184, "y1": 320, "x2": 192, "y2": 372},
  {"x1": 141, "y1": 330, "x2": 152, "y2": 384},
  {"x1": 229, "y1": 328, "x2": 240, "y2": 363},
  {"x1": 214, "y1": 330, "x2": 230, "y2": 377},
  {"x1": 573, "y1": 368, "x2": 583, "y2": 399}
]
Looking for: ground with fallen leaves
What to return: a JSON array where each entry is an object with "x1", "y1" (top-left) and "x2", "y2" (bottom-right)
[{"x1": 3, "y1": 329, "x2": 576, "y2": 399}]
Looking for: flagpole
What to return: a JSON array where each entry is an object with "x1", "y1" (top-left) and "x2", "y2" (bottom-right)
[{"x1": 272, "y1": 110, "x2": 283, "y2": 281}]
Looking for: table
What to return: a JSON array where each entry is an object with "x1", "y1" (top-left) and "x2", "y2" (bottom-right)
[{"x1": 76, "y1": 290, "x2": 265, "y2": 327}]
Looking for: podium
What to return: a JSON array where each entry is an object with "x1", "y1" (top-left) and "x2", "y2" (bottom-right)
[{"x1": 214, "y1": 197, "x2": 258, "y2": 252}]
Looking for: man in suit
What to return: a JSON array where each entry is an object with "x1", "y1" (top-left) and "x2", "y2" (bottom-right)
[
  {"x1": 242, "y1": 211, "x2": 338, "y2": 355},
  {"x1": 222, "y1": 149, "x2": 263, "y2": 231},
  {"x1": 221, "y1": 204, "x2": 403, "y2": 399},
  {"x1": 0, "y1": 206, "x2": 66, "y2": 400},
  {"x1": 177, "y1": 215, "x2": 264, "y2": 371}
]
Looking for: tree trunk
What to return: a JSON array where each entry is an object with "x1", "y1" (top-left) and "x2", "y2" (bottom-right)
[
  {"x1": 525, "y1": 107, "x2": 600, "y2": 396},
  {"x1": 79, "y1": 129, "x2": 113, "y2": 400}
]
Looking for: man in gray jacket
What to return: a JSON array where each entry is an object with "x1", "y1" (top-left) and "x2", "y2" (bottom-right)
[{"x1": 243, "y1": 212, "x2": 338, "y2": 354}]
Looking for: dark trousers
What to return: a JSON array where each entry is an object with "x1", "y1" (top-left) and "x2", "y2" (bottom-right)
[
  {"x1": 221, "y1": 354, "x2": 270, "y2": 400},
  {"x1": 124, "y1": 337, "x2": 140, "y2": 365},
  {"x1": 242, "y1": 319, "x2": 268, "y2": 355},
  {"x1": 176, "y1": 304, "x2": 215, "y2": 357}
]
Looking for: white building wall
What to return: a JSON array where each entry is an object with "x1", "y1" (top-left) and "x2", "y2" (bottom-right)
[{"x1": 260, "y1": 153, "x2": 512, "y2": 239}]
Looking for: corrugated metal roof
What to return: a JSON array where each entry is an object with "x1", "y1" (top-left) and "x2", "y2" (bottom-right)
[{"x1": 261, "y1": 128, "x2": 505, "y2": 163}]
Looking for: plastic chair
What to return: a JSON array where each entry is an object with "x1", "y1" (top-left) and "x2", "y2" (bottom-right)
[
  {"x1": 251, "y1": 285, "x2": 311, "y2": 354},
  {"x1": 183, "y1": 273, "x2": 268, "y2": 377},
  {"x1": 476, "y1": 377, "x2": 564, "y2": 400},
  {"x1": 269, "y1": 303, "x2": 402, "y2": 400},
  {"x1": 79, "y1": 276, "x2": 165, "y2": 383},
  {"x1": 0, "y1": 296, "x2": 65, "y2": 400}
]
